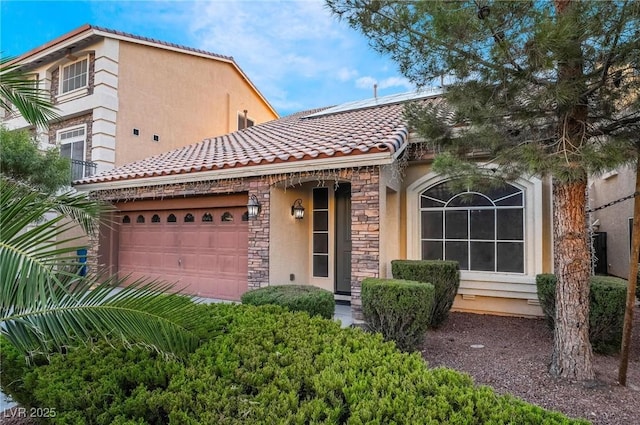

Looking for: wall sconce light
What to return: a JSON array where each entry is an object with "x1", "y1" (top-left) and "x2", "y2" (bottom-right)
[
  {"x1": 247, "y1": 194, "x2": 261, "y2": 219},
  {"x1": 291, "y1": 198, "x2": 305, "y2": 219}
]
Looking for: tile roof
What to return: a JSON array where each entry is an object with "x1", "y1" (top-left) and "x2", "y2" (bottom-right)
[
  {"x1": 78, "y1": 91, "x2": 441, "y2": 185},
  {"x1": 90, "y1": 25, "x2": 234, "y2": 62}
]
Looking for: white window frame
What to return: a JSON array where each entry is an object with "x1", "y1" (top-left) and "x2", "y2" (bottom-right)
[
  {"x1": 406, "y1": 170, "x2": 543, "y2": 287},
  {"x1": 59, "y1": 56, "x2": 89, "y2": 97},
  {"x1": 57, "y1": 125, "x2": 87, "y2": 178},
  {"x1": 418, "y1": 182, "x2": 525, "y2": 274}
]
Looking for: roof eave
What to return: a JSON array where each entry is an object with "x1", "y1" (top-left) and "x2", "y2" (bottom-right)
[{"x1": 76, "y1": 152, "x2": 397, "y2": 193}]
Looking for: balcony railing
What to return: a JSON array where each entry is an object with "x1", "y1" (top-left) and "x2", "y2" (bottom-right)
[{"x1": 70, "y1": 159, "x2": 97, "y2": 181}]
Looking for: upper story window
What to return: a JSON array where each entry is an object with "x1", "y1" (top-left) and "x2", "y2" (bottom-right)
[
  {"x1": 61, "y1": 58, "x2": 88, "y2": 94},
  {"x1": 420, "y1": 179, "x2": 525, "y2": 273},
  {"x1": 57, "y1": 125, "x2": 87, "y2": 180}
]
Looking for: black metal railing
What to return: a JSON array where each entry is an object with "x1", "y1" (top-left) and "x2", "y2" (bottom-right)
[{"x1": 70, "y1": 159, "x2": 97, "y2": 181}]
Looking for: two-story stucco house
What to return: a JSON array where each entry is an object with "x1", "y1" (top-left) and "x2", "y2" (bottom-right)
[
  {"x1": 77, "y1": 91, "x2": 554, "y2": 320},
  {"x1": 2, "y1": 24, "x2": 278, "y2": 179}
]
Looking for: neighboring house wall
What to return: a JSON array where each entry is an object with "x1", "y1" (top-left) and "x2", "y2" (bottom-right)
[
  {"x1": 114, "y1": 41, "x2": 277, "y2": 165},
  {"x1": 590, "y1": 166, "x2": 636, "y2": 278},
  {"x1": 2, "y1": 25, "x2": 278, "y2": 176}
]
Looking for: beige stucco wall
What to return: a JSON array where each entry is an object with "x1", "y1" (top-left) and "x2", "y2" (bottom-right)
[
  {"x1": 379, "y1": 164, "x2": 402, "y2": 279},
  {"x1": 115, "y1": 41, "x2": 278, "y2": 166},
  {"x1": 590, "y1": 166, "x2": 636, "y2": 278},
  {"x1": 268, "y1": 186, "x2": 310, "y2": 287}
]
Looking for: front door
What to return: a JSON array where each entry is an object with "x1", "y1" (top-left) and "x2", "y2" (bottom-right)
[{"x1": 335, "y1": 184, "x2": 351, "y2": 295}]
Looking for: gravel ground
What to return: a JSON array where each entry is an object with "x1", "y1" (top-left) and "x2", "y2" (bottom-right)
[{"x1": 422, "y1": 306, "x2": 640, "y2": 425}]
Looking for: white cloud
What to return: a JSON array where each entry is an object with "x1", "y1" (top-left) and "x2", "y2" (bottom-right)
[
  {"x1": 336, "y1": 67, "x2": 359, "y2": 82},
  {"x1": 355, "y1": 76, "x2": 377, "y2": 89},
  {"x1": 355, "y1": 76, "x2": 413, "y2": 92},
  {"x1": 378, "y1": 76, "x2": 414, "y2": 90}
]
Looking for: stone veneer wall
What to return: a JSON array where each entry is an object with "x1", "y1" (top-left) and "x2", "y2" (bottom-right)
[
  {"x1": 89, "y1": 166, "x2": 382, "y2": 319},
  {"x1": 247, "y1": 179, "x2": 270, "y2": 289},
  {"x1": 349, "y1": 167, "x2": 381, "y2": 319},
  {"x1": 48, "y1": 113, "x2": 94, "y2": 162}
]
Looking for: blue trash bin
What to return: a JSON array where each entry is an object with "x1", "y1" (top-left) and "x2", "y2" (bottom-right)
[{"x1": 77, "y1": 248, "x2": 87, "y2": 276}]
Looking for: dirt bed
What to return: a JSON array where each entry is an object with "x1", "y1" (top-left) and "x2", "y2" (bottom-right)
[{"x1": 422, "y1": 307, "x2": 640, "y2": 425}]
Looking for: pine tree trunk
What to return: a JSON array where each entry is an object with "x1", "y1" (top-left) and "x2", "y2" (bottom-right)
[{"x1": 550, "y1": 179, "x2": 595, "y2": 381}]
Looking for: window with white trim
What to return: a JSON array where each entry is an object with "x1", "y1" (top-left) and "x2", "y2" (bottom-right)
[
  {"x1": 420, "y1": 179, "x2": 525, "y2": 273},
  {"x1": 58, "y1": 126, "x2": 87, "y2": 179},
  {"x1": 313, "y1": 188, "x2": 330, "y2": 277},
  {"x1": 61, "y1": 58, "x2": 88, "y2": 94}
]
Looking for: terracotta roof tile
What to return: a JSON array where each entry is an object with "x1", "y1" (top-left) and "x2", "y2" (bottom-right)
[{"x1": 78, "y1": 92, "x2": 441, "y2": 185}]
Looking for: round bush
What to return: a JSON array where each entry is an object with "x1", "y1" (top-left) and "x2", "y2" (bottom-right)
[
  {"x1": 1, "y1": 303, "x2": 588, "y2": 424},
  {"x1": 536, "y1": 274, "x2": 628, "y2": 353},
  {"x1": 362, "y1": 277, "x2": 434, "y2": 352},
  {"x1": 240, "y1": 284, "x2": 335, "y2": 319}
]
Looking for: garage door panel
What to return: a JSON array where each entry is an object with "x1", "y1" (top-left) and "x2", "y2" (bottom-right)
[
  {"x1": 218, "y1": 254, "x2": 239, "y2": 273},
  {"x1": 119, "y1": 204, "x2": 248, "y2": 300}
]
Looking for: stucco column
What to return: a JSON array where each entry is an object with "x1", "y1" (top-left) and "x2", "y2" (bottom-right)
[
  {"x1": 350, "y1": 167, "x2": 380, "y2": 320},
  {"x1": 247, "y1": 179, "x2": 270, "y2": 289}
]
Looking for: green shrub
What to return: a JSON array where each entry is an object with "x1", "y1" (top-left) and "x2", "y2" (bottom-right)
[
  {"x1": 536, "y1": 274, "x2": 628, "y2": 353},
  {"x1": 361, "y1": 277, "x2": 434, "y2": 352},
  {"x1": 1, "y1": 302, "x2": 588, "y2": 424},
  {"x1": 391, "y1": 259, "x2": 460, "y2": 327},
  {"x1": 240, "y1": 284, "x2": 335, "y2": 319}
]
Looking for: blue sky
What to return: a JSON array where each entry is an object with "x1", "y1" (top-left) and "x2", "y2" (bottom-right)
[{"x1": 1, "y1": 0, "x2": 416, "y2": 116}]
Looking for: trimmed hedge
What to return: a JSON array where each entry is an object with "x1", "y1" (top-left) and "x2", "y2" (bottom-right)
[
  {"x1": 1, "y1": 302, "x2": 587, "y2": 424},
  {"x1": 361, "y1": 277, "x2": 434, "y2": 352},
  {"x1": 536, "y1": 274, "x2": 628, "y2": 353},
  {"x1": 241, "y1": 284, "x2": 335, "y2": 319},
  {"x1": 391, "y1": 260, "x2": 460, "y2": 327}
]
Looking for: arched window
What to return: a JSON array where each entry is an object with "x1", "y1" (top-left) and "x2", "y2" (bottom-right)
[
  {"x1": 151, "y1": 214, "x2": 160, "y2": 223},
  {"x1": 420, "y1": 179, "x2": 524, "y2": 273},
  {"x1": 221, "y1": 212, "x2": 233, "y2": 222},
  {"x1": 122, "y1": 215, "x2": 131, "y2": 224},
  {"x1": 184, "y1": 213, "x2": 195, "y2": 223},
  {"x1": 242, "y1": 211, "x2": 249, "y2": 221},
  {"x1": 136, "y1": 215, "x2": 145, "y2": 223},
  {"x1": 202, "y1": 213, "x2": 213, "y2": 222},
  {"x1": 167, "y1": 214, "x2": 177, "y2": 223}
]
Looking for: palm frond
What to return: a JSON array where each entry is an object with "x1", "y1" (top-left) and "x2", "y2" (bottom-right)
[
  {"x1": 2, "y1": 273, "x2": 199, "y2": 356},
  {"x1": 1, "y1": 56, "x2": 60, "y2": 127},
  {"x1": 1, "y1": 177, "x2": 199, "y2": 357}
]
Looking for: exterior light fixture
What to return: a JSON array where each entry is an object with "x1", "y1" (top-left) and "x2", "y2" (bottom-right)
[
  {"x1": 247, "y1": 194, "x2": 261, "y2": 219},
  {"x1": 291, "y1": 198, "x2": 305, "y2": 219}
]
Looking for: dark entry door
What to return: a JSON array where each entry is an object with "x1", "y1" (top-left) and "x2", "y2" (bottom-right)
[{"x1": 335, "y1": 184, "x2": 351, "y2": 295}]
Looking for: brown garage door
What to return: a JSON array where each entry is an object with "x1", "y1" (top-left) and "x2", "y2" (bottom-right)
[{"x1": 118, "y1": 206, "x2": 248, "y2": 300}]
